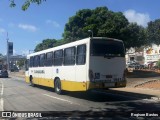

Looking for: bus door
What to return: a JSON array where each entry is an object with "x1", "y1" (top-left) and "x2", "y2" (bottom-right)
[{"x1": 75, "y1": 44, "x2": 87, "y2": 91}]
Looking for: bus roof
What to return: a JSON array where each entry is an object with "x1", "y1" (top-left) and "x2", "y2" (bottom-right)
[
  {"x1": 28, "y1": 37, "x2": 123, "y2": 57},
  {"x1": 92, "y1": 37, "x2": 123, "y2": 42}
]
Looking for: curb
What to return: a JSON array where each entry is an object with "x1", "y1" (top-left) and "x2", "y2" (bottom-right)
[{"x1": 134, "y1": 79, "x2": 160, "y2": 88}]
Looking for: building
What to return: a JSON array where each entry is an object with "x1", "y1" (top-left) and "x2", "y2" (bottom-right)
[
  {"x1": 126, "y1": 44, "x2": 160, "y2": 67},
  {"x1": 0, "y1": 55, "x2": 26, "y2": 70},
  {"x1": 143, "y1": 44, "x2": 160, "y2": 66}
]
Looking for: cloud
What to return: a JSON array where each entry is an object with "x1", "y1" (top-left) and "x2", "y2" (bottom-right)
[
  {"x1": 123, "y1": 9, "x2": 150, "y2": 27},
  {"x1": 18, "y1": 24, "x2": 37, "y2": 32},
  {"x1": 46, "y1": 20, "x2": 60, "y2": 28},
  {"x1": 0, "y1": 28, "x2": 6, "y2": 34}
]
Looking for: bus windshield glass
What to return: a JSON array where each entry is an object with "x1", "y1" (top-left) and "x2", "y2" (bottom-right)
[{"x1": 90, "y1": 39, "x2": 125, "y2": 57}]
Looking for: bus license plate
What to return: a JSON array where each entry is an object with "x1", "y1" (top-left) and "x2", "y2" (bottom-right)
[{"x1": 105, "y1": 83, "x2": 115, "y2": 87}]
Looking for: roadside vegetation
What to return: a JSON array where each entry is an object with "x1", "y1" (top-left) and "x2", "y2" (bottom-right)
[{"x1": 156, "y1": 59, "x2": 160, "y2": 69}]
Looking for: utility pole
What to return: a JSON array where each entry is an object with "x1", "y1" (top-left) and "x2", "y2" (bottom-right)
[{"x1": 6, "y1": 32, "x2": 9, "y2": 71}]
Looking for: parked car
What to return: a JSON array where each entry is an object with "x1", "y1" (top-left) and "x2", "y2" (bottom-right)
[
  {"x1": 128, "y1": 63, "x2": 143, "y2": 70},
  {"x1": 0, "y1": 70, "x2": 8, "y2": 78}
]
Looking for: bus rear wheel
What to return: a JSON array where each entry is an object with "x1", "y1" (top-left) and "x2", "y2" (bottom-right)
[
  {"x1": 54, "y1": 78, "x2": 62, "y2": 95},
  {"x1": 30, "y1": 76, "x2": 34, "y2": 87}
]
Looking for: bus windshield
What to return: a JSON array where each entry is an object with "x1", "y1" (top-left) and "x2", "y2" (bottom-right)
[{"x1": 90, "y1": 39, "x2": 125, "y2": 57}]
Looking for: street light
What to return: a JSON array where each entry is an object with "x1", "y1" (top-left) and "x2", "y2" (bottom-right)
[{"x1": 88, "y1": 30, "x2": 93, "y2": 38}]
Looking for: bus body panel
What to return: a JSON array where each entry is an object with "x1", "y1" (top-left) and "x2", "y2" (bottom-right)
[
  {"x1": 25, "y1": 38, "x2": 90, "y2": 91},
  {"x1": 25, "y1": 37, "x2": 126, "y2": 92},
  {"x1": 88, "y1": 56, "x2": 126, "y2": 89}
]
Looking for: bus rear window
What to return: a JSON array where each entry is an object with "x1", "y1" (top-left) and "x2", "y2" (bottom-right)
[{"x1": 90, "y1": 39, "x2": 125, "y2": 57}]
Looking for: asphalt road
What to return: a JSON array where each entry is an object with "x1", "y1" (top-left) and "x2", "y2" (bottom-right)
[{"x1": 0, "y1": 76, "x2": 160, "y2": 119}]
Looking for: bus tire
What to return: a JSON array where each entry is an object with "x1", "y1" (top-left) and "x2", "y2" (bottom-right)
[
  {"x1": 54, "y1": 78, "x2": 62, "y2": 95},
  {"x1": 30, "y1": 76, "x2": 34, "y2": 87}
]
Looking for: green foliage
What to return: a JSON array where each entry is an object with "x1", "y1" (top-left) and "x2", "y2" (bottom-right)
[
  {"x1": 10, "y1": 0, "x2": 46, "y2": 11},
  {"x1": 63, "y1": 6, "x2": 146, "y2": 49},
  {"x1": 34, "y1": 39, "x2": 57, "y2": 52},
  {"x1": 54, "y1": 39, "x2": 70, "y2": 47},
  {"x1": 64, "y1": 7, "x2": 129, "y2": 41},
  {"x1": 122, "y1": 23, "x2": 147, "y2": 49},
  {"x1": 147, "y1": 19, "x2": 160, "y2": 45},
  {"x1": 17, "y1": 59, "x2": 26, "y2": 68},
  {"x1": 33, "y1": 7, "x2": 148, "y2": 51},
  {"x1": 156, "y1": 59, "x2": 160, "y2": 69},
  {"x1": 63, "y1": 8, "x2": 93, "y2": 41}
]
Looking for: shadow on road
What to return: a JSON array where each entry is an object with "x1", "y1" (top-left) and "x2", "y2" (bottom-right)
[
  {"x1": 33, "y1": 85, "x2": 156, "y2": 102},
  {"x1": 127, "y1": 70, "x2": 160, "y2": 78},
  {"x1": 29, "y1": 85, "x2": 160, "y2": 119},
  {"x1": 64, "y1": 89, "x2": 156, "y2": 102}
]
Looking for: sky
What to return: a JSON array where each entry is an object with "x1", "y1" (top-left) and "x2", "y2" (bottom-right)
[{"x1": 0, "y1": 0, "x2": 160, "y2": 55}]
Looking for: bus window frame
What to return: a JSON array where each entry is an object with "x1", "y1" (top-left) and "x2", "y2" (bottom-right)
[
  {"x1": 64, "y1": 46, "x2": 76, "y2": 66},
  {"x1": 76, "y1": 44, "x2": 86, "y2": 65},
  {"x1": 54, "y1": 49, "x2": 63, "y2": 66}
]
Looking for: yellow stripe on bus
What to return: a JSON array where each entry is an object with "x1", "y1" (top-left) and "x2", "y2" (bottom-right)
[
  {"x1": 25, "y1": 76, "x2": 126, "y2": 91},
  {"x1": 25, "y1": 76, "x2": 87, "y2": 91}
]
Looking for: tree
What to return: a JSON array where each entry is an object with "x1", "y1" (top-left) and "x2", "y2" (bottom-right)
[
  {"x1": 63, "y1": 6, "x2": 147, "y2": 49},
  {"x1": 17, "y1": 59, "x2": 26, "y2": 68},
  {"x1": 63, "y1": 9, "x2": 92, "y2": 41},
  {"x1": 121, "y1": 23, "x2": 147, "y2": 49},
  {"x1": 156, "y1": 59, "x2": 160, "y2": 70},
  {"x1": 10, "y1": 0, "x2": 46, "y2": 11},
  {"x1": 63, "y1": 7, "x2": 129, "y2": 42},
  {"x1": 34, "y1": 38, "x2": 57, "y2": 52},
  {"x1": 147, "y1": 19, "x2": 160, "y2": 45}
]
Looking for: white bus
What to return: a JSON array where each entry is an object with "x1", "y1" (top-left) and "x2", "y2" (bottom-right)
[{"x1": 25, "y1": 37, "x2": 126, "y2": 94}]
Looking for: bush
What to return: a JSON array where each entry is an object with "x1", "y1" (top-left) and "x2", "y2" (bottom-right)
[{"x1": 156, "y1": 60, "x2": 160, "y2": 69}]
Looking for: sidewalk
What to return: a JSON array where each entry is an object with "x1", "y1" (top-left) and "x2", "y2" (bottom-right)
[{"x1": 112, "y1": 87, "x2": 160, "y2": 98}]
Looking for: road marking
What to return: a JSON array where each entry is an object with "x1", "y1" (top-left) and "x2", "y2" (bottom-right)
[
  {"x1": 43, "y1": 94, "x2": 80, "y2": 105},
  {"x1": 0, "y1": 81, "x2": 4, "y2": 111},
  {"x1": 0, "y1": 99, "x2": 4, "y2": 111},
  {"x1": 1, "y1": 82, "x2": 3, "y2": 96}
]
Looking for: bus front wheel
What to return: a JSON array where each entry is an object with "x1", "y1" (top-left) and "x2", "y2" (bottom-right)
[{"x1": 54, "y1": 78, "x2": 62, "y2": 95}]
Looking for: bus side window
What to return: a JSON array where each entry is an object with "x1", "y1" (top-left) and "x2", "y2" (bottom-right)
[
  {"x1": 64, "y1": 47, "x2": 76, "y2": 66},
  {"x1": 25, "y1": 59, "x2": 29, "y2": 71},
  {"x1": 45, "y1": 52, "x2": 53, "y2": 66},
  {"x1": 39, "y1": 54, "x2": 45, "y2": 67},
  {"x1": 30, "y1": 56, "x2": 34, "y2": 67},
  {"x1": 33, "y1": 55, "x2": 40, "y2": 67},
  {"x1": 76, "y1": 44, "x2": 86, "y2": 65},
  {"x1": 54, "y1": 49, "x2": 63, "y2": 66}
]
